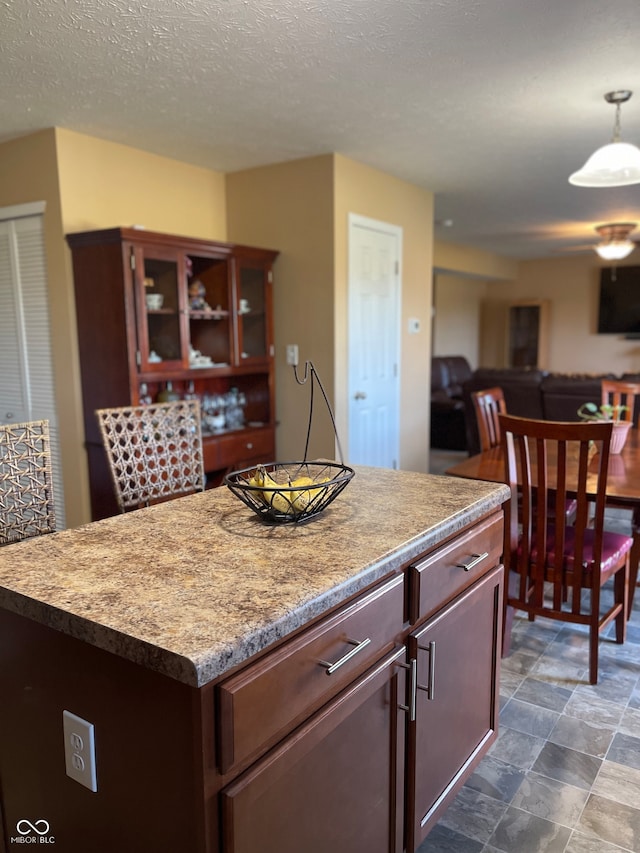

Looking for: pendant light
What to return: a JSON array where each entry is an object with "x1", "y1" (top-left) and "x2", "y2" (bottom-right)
[
  {"x1": 569, "y1": 91, "x2": 640, "y2": 187},
  {"x1": 593, "y1": 222, "x2": 637, "y2": 260}
]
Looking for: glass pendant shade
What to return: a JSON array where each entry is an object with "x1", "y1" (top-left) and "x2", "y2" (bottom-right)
[
  {"x1": 593, "y1": 222, "x2": 637, "y2": 260},
  {"x1": 594, "y1": 240, "x2": 635, "y2": 260},
  {"x1": 570, "y1": 141, "x2": 640, "y2": 187}
]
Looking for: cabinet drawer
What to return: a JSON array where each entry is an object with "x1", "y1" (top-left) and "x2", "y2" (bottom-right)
[
  {"x1": 217, "y1": 428, "x2": 274, "y2": 469},
  {"x1": 217, "y1": 573, "x2": 405, "y2": 774},
  {"x1": 409, "y1": 513, "x2": 503, "y2": 624},
  {"x1": 201, "y1": 428, "x2": 274, "y2": 473},
  {"x1": 202, "y1": 437, "x2": 219, "y2": 472}
]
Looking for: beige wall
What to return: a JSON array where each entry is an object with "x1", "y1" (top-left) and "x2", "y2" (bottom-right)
[
  {"x1": 228, "y1": 154, "x2": 434, "y2": 474},
  {"x1": 434, "y1": 238, "x2": 518, "y2": 281},
  {"x1": 56, "y1": 129, "x2": 227, "y2": 240},
  {"x1": 1, "y1": 133, "x2": 435, "y2": 523},
  {"x1": 333, "y1": 155, "x2": 433, "y2": 473},
  {"x1": 54, "y1": 130, "x2": 229, "y2": 525},
  {"x1": 432, "y1": 239, "x2": 518, "y2": 369},
  {"x1": 8, "y1": 128, "x2": 632, "y2": 524},
  {"x1": 0, "y1": 133, "x2": 432, "y2": 525},
  {"x1": 227, "y1": 154, "x2": 433, "y2": 471},
  {"x1": 226, "y1": 155, "x2": 336, "y2": 462},
  {"x1": 433, "y1": 274, "x2": 488, "y2": 369},
  {"x1": 0, "y1": 129, "x2": 89, "y2": 525},
  {"x1": 0, "y1": 129, "x2": 229, "y2": 527},
  {"x1": 486, "y1": 254, "x2": 640, "y2": 374},
  {"x1": 431, "y1": 241, "x2": 640, "y2": 378}
]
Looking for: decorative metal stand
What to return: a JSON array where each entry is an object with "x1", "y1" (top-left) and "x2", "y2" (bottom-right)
[{"x1": 225, "y1": 362, "x2": 355, "y2": 524}]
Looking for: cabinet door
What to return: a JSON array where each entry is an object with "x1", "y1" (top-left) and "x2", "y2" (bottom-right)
[
  {"x1": 234, "y1": 259, "x2": 273, "y2": 364},
  {"x1": 132, "y1": 244, "x2": 189, "y2": 372},
  {"x1": 220, "y1": 648, "x2": 406, "y2": 853},
  {"x1": 407, "y1": 564, "x2": 502, "y2": 851},
  {"x1": 188, "y1": 253, "x2": 233, "y2": 367}
]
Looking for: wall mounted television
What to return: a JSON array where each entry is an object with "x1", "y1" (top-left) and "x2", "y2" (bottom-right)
[{"x1": 598, "y1": 266, "x2": 640, "y2": 337}]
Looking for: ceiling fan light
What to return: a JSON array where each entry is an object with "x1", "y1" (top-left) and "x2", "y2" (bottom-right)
[
  {"x1": 593, "y1": 222, "x2": 637, "y2": 260},
  {"x1": 594, "y1": 240, "x2": 636, "y2": 260},
  {"x1": 569, "y1": 142, "x2": 640, "y2": 187}
]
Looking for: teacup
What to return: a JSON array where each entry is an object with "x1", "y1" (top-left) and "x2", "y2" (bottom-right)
[{"x1": 146, "y1": 293, "x2": 164, "y2": 310}]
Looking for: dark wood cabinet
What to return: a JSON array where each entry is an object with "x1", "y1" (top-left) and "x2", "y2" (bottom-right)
[
  {"x1": 214, "y1": 512, "x2": 503, "y2": 853},
  {"x1": 217, "y1": 575, "x2": 406, "y2": 775},
  {"x1": 0, "y1": 507, "x2": 504, "y2": 853},
  {"x1": 66, "y1": 227, "x2": 278, "y2": 519},
  {"x1": 220, "y1": 648, "x2": 407, "y2": 853},
  {"x1": 405, "y1": 513, "x2": 503, "y2": 850},
  {"x1": 407, "y1": 566, "x2": 502, "y2": 849}
]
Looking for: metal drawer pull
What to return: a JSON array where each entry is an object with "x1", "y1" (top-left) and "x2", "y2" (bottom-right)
[
  {"x1": 398, "y1": 658, "x2": 418, "y2": 721},
  {"x1": 456, "y1": 552, "x2": 488, "y2": 572},
  {"x1": 417, "y1": 640, "x2": 436, "y2": 700},
  {"x1": 427, "y1": 640, "x2": 436, "y2": 699},
  {"x1": 320, "y1": 637, "x2": 372, "y2": 675}
]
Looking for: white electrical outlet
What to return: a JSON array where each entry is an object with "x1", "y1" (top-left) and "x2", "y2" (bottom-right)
[
  {"x1": 286, "y1": 344, "x2": 299, "y2": 366},
  {"x1": 63, "y1": 710, "x2": 97, "y2": 792}
]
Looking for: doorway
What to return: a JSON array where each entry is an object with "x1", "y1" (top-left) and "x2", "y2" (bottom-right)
[{"x1": 347, "y1": 214, "x2": 401, "y2": 468}]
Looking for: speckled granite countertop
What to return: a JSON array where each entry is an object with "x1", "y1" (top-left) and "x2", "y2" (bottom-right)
[{"x1": 0, "y1": 467, "x2": 508, "y2": 688}]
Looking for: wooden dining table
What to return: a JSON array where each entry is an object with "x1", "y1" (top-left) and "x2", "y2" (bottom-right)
[{"x1": 445, "y1": 426, "x2": 640, "y2": 615}]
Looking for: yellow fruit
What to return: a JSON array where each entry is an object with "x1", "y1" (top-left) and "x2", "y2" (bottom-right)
[
  {"x1": 249, "y1": 466, "x2": 293, "y2": 514},
  {"x1": 289, "y1": 475, "x2": 331, "y2": 511},
  {"x1": 246, "y1": 467, "x2": 333, "y2": 516},
  {"x1": 290, "y1": 476, "x2": 315, "y2": 488}
]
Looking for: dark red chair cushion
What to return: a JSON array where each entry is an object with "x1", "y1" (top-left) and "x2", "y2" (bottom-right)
[{"x1": 525, "y1": 526, "x2": 632, "y2": 574}]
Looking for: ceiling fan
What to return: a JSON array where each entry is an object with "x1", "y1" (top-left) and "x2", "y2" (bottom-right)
[{"x1": 553, "y1": 222, "x2": 639, "y2": 259}]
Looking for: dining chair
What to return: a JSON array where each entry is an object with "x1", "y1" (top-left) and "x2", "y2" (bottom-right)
[
  {"x1": 0, "y1": 419, "x2": 56, "y2": 545},
  {"x1": 96, "y1": 400, "x2": 205, "y2": 513},
  {"x1": 471, "y1": 387, "x2": 506, "y2": 451},
  {"x1": 473, "y1": 387, "x2": 577, "y2": 524},
  {"x1": 600, "y1": 379, "x2": 640, "y2": 617},
  {"x1": 601, "y1": 379, "x2": 640, "y2": 425},
  {"x1": 498, "y1": 413, "x2": 630, "y2": 684}
]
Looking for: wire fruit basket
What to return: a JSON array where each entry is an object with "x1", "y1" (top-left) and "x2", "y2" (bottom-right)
[
  {"x1": 224, "y1": 361, "x2": 355, "y2": 524},
  {"x1": 225, "y1": 460, "x2": 354, "y2": 524}
]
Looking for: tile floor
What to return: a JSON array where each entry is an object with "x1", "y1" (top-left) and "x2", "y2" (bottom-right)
[{"x1": 419, "y1": 449, "x2": 640, "y2": 852}]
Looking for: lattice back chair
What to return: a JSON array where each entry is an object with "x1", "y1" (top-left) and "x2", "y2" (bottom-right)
[
  {"x1": 499, "y1": 413, "x2": 630, "y2": 684},
  {"x1": 96, "y1": 401, "x2": 205, "y2": 513},
  {"x1": 471, "y1": 387, "x2": 507, "y2": 451},
  {"x1": 0, "y1": 420, "x2": 56, "y2": 545},
  {"x1": 601, "y1": 379, "x2": 640, "y2": 426}
]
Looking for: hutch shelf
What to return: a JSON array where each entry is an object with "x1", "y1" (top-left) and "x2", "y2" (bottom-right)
[{"x1": 67, "y1": 227, "x2": 279, "y2": 520}]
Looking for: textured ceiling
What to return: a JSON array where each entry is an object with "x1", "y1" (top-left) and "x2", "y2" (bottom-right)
[{"x1": 3, "y1": 0, "x2": 640, "y2": 258}]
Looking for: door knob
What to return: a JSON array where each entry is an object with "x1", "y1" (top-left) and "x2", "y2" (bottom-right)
[{"x1": 354, "y1": 391, "x2": 367, "y2": 400}]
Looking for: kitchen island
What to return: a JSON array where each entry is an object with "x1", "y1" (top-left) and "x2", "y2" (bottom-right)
[{"x1": 0, "y1": 466, "x2": 509, "y2": 853}]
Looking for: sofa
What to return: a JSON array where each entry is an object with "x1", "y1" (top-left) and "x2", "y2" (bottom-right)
[
  {"x1": 461, "y1": 367, "x2": 620, "y2": 455},
  {"x1": 430, "y1": 356, "x2": 639, "y2": 455},
  {"x1": 430, "y1": 356, "x2": 473, "y2": 450}
]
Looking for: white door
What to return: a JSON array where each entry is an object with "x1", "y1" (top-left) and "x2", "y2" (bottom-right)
[{"x1": 348, "y1": 214, "x2": 401, "y2": 468}]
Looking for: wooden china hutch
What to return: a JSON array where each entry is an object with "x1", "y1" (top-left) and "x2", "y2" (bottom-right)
[{"x1": 66, "y1": 227, "x2": 278, "y2": 520}]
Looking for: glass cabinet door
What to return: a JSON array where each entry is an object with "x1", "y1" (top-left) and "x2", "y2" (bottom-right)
[
  {"x1": 187, "y1": 254, "x2": 233, "y2": 368},
  {"x1": 236, "y1": 261, "x2": 273, "y2": 363},
  {"x1": 134, "y1": 246, "x2": 188, "y2": 372}
]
